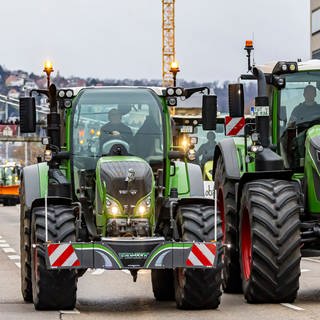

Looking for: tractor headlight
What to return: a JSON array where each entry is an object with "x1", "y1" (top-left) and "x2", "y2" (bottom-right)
[
  {"x1": 106, "y1": 197, "x2": 122, "y2": 216},
  {"x1": 135, "y1": 196, "x2": 151, "y2": 217}
]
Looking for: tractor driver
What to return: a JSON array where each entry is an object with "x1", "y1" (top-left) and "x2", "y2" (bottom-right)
[
  {"x1": 196, "y1": 131, "x2": 216, "y2": 168},
  {"x1": 99, "y1": 108, "x2": 133, "y2": 152},
  {"x1": 289, "y1": 85, "x2": 320, "y2": 125}
]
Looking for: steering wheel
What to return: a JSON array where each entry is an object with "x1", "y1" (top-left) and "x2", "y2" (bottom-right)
[{"x1": 101, "y1": 139, "x2": 130, "y2": 156}]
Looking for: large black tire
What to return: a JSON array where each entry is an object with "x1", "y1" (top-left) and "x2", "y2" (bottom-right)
[
  {"x1": 20, "y1": 187, "x2": 32, "y2": 302},
  {"x1": 151, "y1": 269, "x2": 174, "y2": 301},
  {"x1": 174, "y1": 204, "x2": 223, "y2": 309},
  {"x1": 214, "y1": 156, "x2": 242, "y2": 293},
  {"x1": 31, "y1": 205, "x2": 78, "y2": 310},
  {"x1": 239, "y1": 179, "x2": 301, "y2": 303}
]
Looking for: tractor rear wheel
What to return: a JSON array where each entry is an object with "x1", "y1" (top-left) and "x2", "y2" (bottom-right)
[
  {"x1": 20, "y1": 206, "x2": 32, "y2": 302},
  {"x1": 31, "y1": 205, "x2": 78, "y2": 310},
  {"x1": 151, "y1": 269, "x2": 174, "y2": 301},
  {"x1": 239, "y1": 179, "x2": 301, "y2": 303},
  {"x1": 174, "y1": 204, "x2": 222, "y2": 309},
  {"x1": 214, "y1": 156, "x2": 242, "y2": 293}
]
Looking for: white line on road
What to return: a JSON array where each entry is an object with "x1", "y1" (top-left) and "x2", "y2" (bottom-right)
[
  {"x1": 0, "y1": 240, "x2": 6, "y2": 243},
  {"x1": 0, "y1": 243, "x2": 9, "y2": 248},
  {"x1": 3, "y1": 247, "x2": 15, "y2": 253},
  {"x1": 301, "y1": 269, "x2": 311, "y2": 273},
  {"x1": 60, "y1": 309, "x2": 80, "y2": 314},
  {"x1": 303, "y1": 258, "x2": 320, "y2": 264},
  {"x1": 8, "y1": 255, "x2": 20, "y2": 260},
  {"x1": 122, "y1": 270, "x2": 130, "y2": 275},
  {"x1": 91, "y1": 269, "x2": 105, "y2": 275},
  {"x1": 281, "y1": 303, "x2": 304, "y2": 311},
  {"x1": 15, "y1": 262, "x2": 21, "y2": 269}
]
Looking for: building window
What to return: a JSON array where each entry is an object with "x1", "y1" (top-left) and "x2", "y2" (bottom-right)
[
  {"x1": 312, "y1": 49, "x2": 320, "y2": 59},
  {"x1": 312, "y1": 8, "x2": 320, "y2": 34}
]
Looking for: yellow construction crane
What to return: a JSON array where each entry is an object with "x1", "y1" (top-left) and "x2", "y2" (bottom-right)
[{"x1": 162, "y1": 0, "x2": 176, "y2": 86}]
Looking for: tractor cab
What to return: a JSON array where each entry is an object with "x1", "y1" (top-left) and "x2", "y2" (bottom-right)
[
  {"x1": 71, "y1": 87, "x2": 165, "y2": 237},
  {"x1": 0, "y1": 161, "x2": 21, "y2": 206}
]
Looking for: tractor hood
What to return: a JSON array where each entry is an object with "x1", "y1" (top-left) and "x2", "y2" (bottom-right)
[{"x1": 98, "y1": 156, "x2": 153, "y2": 205}]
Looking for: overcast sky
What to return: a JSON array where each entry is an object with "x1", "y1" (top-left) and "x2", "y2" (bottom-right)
[{"x1": 0, "y1": 0, "x2": 310, "y2": 82}]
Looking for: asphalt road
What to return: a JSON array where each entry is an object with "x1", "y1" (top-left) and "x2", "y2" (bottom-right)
[{"x1": 0, "y1": 205, "x2": 320, "y2": 320}]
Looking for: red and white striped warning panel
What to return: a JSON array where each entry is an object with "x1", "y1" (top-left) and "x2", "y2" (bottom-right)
[
  {"x1": 186, "y1": 243, "x2": 216, "y2": 267},
  {"x1": 225, "y1": 116, "x2": 245, "y2": 136},
  {"x1": 47, "y1": 243, "x2": 80, "y2": 267}
]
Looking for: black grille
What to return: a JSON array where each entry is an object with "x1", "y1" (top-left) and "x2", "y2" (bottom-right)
[{"x1": 100, "y1": 160, "x2": 153, "y2": 205}]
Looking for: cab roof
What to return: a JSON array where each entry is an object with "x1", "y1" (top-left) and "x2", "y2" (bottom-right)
[
  {"x1": 67, "y1": 86, "x2": 166, "y2": 97},
  {"x1": 256, "y1": 59, "x2": 320, "y2": 74}
]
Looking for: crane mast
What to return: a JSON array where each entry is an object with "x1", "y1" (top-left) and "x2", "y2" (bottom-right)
[{"x1": 162, "y1": 0, "x2": 175, "y2": 86}]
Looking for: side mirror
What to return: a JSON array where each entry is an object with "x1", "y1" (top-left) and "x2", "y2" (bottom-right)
[
  {"x1": 228, "y1": 83, "x2": 244, "y2": 117},
  {"x1": 202, "y1": 95, "x2": 217, "y2": 130},
  {"x1": 19, "y1": 97, "x2": 36, "y2": 133}
]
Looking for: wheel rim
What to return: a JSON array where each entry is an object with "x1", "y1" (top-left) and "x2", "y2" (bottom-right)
[
  {"x1": 241, "y1": 208, "x2": 252, "y2": 280},
  {"x1": 218, "y1": 189, "x2": 225, "y2": 237}
]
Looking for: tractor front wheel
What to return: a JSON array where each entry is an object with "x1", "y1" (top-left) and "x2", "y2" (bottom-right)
[
  {"x1": 174, "y1": 204, "x2": 222, "y2": 309},
  {"x1": 31, "y1": 205, "x2": 78, "y2": 310},
  {"x1": 239, "y1": 179, "x2": 301, "y2": 303}
]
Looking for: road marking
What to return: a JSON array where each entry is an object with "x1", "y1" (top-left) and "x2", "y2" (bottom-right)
[
  {"x1": 8, "y1": 255, "x2": 20, "y2": 260},
  {"x1": 60, "y1": 309, "x2": 80, "y2": 314},
  {"x1": 303, "y1": 258, "x2": 320, "y2": 264},
  {"x1": 122, "y1": 270, "x2": 130, "y2": 275},
  {"x1": 0, "y1": 237, "x2": 21, "y2": 269},
  {"x1": 301, "y1": 269, "x2": 310, "y2": 273},
  {"x1": 91, "y1": 269, "x2": 104, "y2": 275},
  {"x1": 281, "y1": 303, "x2": 304, "y2": 311}
]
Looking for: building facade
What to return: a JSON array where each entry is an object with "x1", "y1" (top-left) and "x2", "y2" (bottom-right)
[{"x1": 311, "y1": 0, "x2": 320, "y2": 58}]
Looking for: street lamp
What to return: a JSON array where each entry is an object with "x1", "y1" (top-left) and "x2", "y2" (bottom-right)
[
  {"x1": 169, "y1": 60, "x2": 180, "y2": 87},
  {"x1": 43, "y1": 60, "x2": 54, "y2": 89}
]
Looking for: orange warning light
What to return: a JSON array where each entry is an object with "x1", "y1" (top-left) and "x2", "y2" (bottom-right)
[{"x1": 245, "y1": 40, "x2": 253, "y2": 48}]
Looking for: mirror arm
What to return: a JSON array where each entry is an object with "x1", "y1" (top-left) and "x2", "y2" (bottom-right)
[
  {"x1": 184, "y1": 87, "x2": 210, "y2": 99},
  {"x1": 29, "y1": 89, "x2": 49, "y2": 98}
]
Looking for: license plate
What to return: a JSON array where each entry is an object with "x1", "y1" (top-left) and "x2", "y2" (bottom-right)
[{"x1": 180, "y1": 126, "x2": 193, "y2": 133}]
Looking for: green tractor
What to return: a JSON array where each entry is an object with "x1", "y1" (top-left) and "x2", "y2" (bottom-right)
[
  {"x1": 19, "y1": 83, "x2": 223, "y2": 310},
  {"x1": 214, "y1": 41, "x2": 320, "y2": 302}
]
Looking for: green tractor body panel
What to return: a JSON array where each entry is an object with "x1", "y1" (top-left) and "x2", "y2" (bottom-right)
[
  {"x1": 169, "y1": 161, "x2": 190, "y2": 197},
  {"x1": 304, "y1": 125, "x2": 320, "y2": 214},
  {"x1": 38, "y1": 162, "x2": 49, "y2": 198}
]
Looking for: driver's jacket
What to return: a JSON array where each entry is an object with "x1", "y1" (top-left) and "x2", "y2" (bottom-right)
[{"x1": 289, "y1": 102, "x2": 320, "y2": 125}]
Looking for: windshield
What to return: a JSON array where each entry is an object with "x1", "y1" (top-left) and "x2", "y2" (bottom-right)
[
  {"x1": 280, "y1": 71, "x2": 320, "y2": 130},
  {"x1": 72, "y1": 88, "x2": 164, "y2": 166},
  {"x1": 192, "y1": 123, "x2": 224, "y2": 166},
  {"x1": 280, "y1": 71, "x2": 320, "y2": 169}
]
